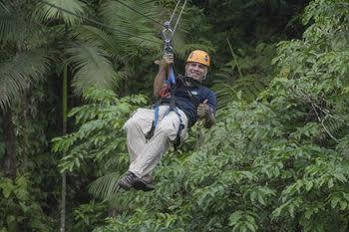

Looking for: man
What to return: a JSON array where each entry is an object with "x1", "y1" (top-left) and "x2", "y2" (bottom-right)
[{"x1": 118, "y1": 50, "x2": 217, "y2": 191}]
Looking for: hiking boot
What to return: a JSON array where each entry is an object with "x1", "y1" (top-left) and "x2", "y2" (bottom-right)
[
  {"x1": 118, "y1": 172, "x2": 155, "y2": 191},
  {"x1": 133, "y1": 174, "x2": 155, "y2": 192},
  {"x1": 118, "y1": 171, "x2": 137, "y2": 190},
  {"x1": 143, "y1": 174, "x2": 153, "y2": 183}
]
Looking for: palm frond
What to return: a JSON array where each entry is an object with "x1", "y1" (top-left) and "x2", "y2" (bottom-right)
[
  {"x1": 89, "y1": 172, "x2": 121, "y2": 200},
  {"x1": 212, "y1": 42, "x2": 275, "y2": 109},
  {"x1": 0, "y1": 49, "x2": 50, "y2": 110},
  {"x1": 213, "y1": 56, "x2": 271, "y2": 109},
  {"x1": 314, "y1": 116, "x2": 345, "y2": 146},
  {"x1": 0, "y1": 1, "x2": 8, "y2": 11},
  {"x1": 0, "y1": 9, "x2": 22, "y2": 42},
  {"x1": 0, "y1": 5, "x2": 50, "y2": 47},
  {"x1": 73, "y1": 25, "x2": 121, "y2": 57},
  {"x1": 213, "y1": 73, "x2": 268, "y2": 110},
  {"x1": 66, "y1": 43, "x2": 118, "y2": 95},
  {"x1": 99, "y1": 0, "x2": 162, "y2": 54},
  {"x1": 33, "y1": 0, "x2": 86, "y2": 26}
]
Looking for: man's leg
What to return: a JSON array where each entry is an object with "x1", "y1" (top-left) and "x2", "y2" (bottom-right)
[
  {"x1": 129, "y1": 108, "x2": 188, "y2": 178},
  {"x1": 123, "y1": 108, "x2": 154, "y2": 163},
  {"x1": 120, "y1": 108, "x2": 154, "y2": 190}
]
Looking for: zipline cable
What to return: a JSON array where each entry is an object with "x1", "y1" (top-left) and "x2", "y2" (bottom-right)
[
  {"x1": 172, "y1": 0, "x2": 187, "y2": 34},
  {"x1": 39, "y1": 0, "x2": 162, "y2": 45},
  {"x1": 161, "y1": 0, "x2": 188, "y2": 54},
  {"x1": 169, "y1": 0, "x2": 181, "y2": 25},
  {"x1": 113, "y1": 0, "x2": 164, "y2": 27}
]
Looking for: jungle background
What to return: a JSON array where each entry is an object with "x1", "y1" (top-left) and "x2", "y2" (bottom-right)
[{"x1": 2, "y1": 0, "x2": 349, "y2": 231}]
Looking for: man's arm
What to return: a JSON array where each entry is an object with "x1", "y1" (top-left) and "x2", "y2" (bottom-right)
[
  {"x1": 153, "y1": 63, "x2": 167, "y2": 98},
  {"x1": 153, "y1": 54, "x2": 173, "y2": 98}
]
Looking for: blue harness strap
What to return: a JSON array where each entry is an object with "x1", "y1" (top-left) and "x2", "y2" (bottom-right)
[
  {"x1": 153, "y1": 64, "x2": 175, "y2": 129},
  {"x1": 168, "y1": 64, "x2": 176, "y2": 85},
  {"x1": 153, "y1": 104, "x2": 160, "y2": 129},
  {"x1": 146, "y1": 65, "x2": 185, "y2": 148}
]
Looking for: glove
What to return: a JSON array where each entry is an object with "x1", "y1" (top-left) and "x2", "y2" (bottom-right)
[{"x1": 197, "y1": 99, "x2": 210, "y2": 118}]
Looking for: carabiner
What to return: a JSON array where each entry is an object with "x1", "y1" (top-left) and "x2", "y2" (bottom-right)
[{"x1": 162, "y1": 21, "x2": 174, "y2": 54}]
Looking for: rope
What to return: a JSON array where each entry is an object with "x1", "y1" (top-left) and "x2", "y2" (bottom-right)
[
  {"x1": 39, "y1": 0, "x2": 162, "y2": 45},
  {"x1": 162, "y1": 0, "x2": 187, "y2": 42},
  {"x1": 169, "y1": 0, "x2": 181, "y2": 25},
  {"x1": 173, "y1": 0, "x2": 187, "y2": 34},
  {"x1": 113, "y1": 0, "x2": 164, "y2": 27}
]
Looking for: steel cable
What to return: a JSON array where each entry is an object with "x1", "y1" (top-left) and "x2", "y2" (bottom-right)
[
  {"x1": 169, "y1": 0, "x2": 181, "y2": 24},
  {"x1": 113, "y1": 0, "x2": 164, "y2": 27},
  {"x1": 173, "y1": 0, "x2": 187, "y2": 33}
]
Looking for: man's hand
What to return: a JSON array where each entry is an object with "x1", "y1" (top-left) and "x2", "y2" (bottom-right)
[
  {"x1": 154, "y1": 53, "x2": 174, "y2": 67},
  {"x1": 153, "y1": 53, "x2": 174, "y2": 97},
  {"x1": 197, "y1": 99, "x2": 210, "y2": 118},
  {"x1": 197, "y1": 99, "x2": 216, "y2": 128}
]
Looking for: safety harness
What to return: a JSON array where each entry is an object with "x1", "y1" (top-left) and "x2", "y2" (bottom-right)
[
  {"x1": 146, "y1": 74, "x2": 202, "y2": 148},
  {"x1": 145, "y1": 0, "x2": 189, "y2": 148}
]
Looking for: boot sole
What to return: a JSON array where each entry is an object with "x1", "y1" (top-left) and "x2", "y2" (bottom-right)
[
  {"x1": 133, "y1": 179, "x2": 155, "y2": 192},
  {"x1": 118, "y1": 181, "x2": 132, "y2": 190}
]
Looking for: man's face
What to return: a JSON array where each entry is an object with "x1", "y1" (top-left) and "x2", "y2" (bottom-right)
[{"x1": 185, "y1": 62, "x2": 208, "y2": 81}]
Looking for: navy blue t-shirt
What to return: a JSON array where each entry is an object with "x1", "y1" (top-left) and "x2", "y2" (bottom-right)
[{"x1": 162, "y1": 77, "x2": 217, "y2": 127}]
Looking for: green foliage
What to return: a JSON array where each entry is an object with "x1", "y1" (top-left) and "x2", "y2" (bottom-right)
[
  {"x1": 72, "y1": 201, "x2": 108, "y2": 232},
  {"x1": 90, "y1": 1, "x2": 349, "y2": 231},
  {"x1": 51, "y1": 88, "x2": 150, "y2": 227},
  {"x1": 0, "y1": 8, "x2": 17, "y2": 42},
  {"x1": 0, "y1": 174, "x2": 53, "y2": 232},
  {"x1": 0, "y1": 50, "x2": 50, "y2": 111},
  {"x1": 34, "y1": 0, "x2": 86, "y2": 26},
  {"x1": 53, "y1": 88, "x2": 147, "y2": 173},
  {"x1": 271, "y1": 0, "x2": 349, "y2": 147},
  {"x1": 66, "y1": 43, "x2": 118, "y2": 94},
  {"x1": 3, "y1": 0, "x2": 341, "y2": 231},
  {"x1": 99, "y1": 0, "x2": 162, "y2": 53},
  {"x1": 0, "y1": 1, "x2": 51, "y2": 111},
  {"x1": 213, "y1": 42, "x2": 276, "y2": 108}
]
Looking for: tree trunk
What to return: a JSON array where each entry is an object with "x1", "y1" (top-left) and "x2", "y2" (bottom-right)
[
  {"x1": 21, "y1": 91, "x2": 30, "y2": 171},
  {"x1": 1, "y1": 109, "x2": 17, "y2": 179},
  {"x1": 60, "y1": 64, "x2": 68, "y2": 232}
]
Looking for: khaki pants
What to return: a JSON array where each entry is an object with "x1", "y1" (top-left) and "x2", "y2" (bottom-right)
[{"x1": 123, "y1": 105, "x2": 188, "y2": 178}]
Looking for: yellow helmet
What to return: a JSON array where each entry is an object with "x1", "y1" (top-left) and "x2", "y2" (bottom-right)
[{"x1": 186, "y1": 50, "x2": 210, "y2": 67}]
